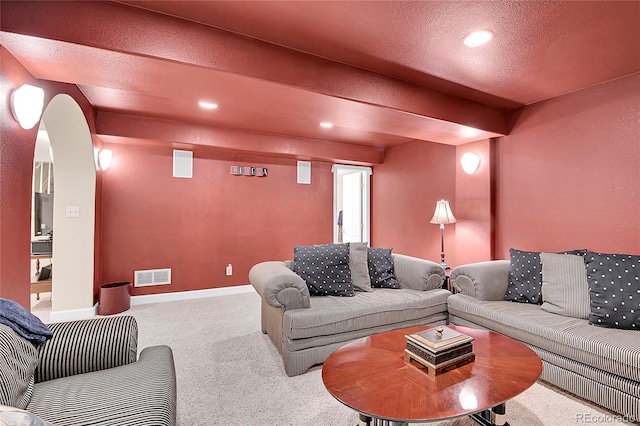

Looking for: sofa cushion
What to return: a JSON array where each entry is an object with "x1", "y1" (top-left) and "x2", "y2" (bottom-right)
[
  {"x1": 0, "y1": 324, "x2": 38, "y2": 409},
  {"x1": 448, "y1": 294, "x2": 640, "y2": 383},
  {"x1": 283, "y1": 288, "x2": 450, "y2": 340},
  {"x1": 293, "y1": 244, "x2": 354, "y2": 297},
  {"x1": 349, "y1": 242, "x2": 372, "y2": 292},
  {"x1": 585, "y1": 251, "x2": 640, "y2": 330},
  {"x1": 540, "y1": 252, "x2": 590, "y2": 319},
  {"x1": 28, "y1": 346, "x2": 176, "y2": 426},
  {"x1": 368, "y1": 248, "x2": 400, "y2": 289}
]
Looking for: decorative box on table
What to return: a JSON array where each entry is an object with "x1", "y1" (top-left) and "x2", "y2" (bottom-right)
[{"x1": 404, "y1": 326, "x2": 475, "y2": 376}]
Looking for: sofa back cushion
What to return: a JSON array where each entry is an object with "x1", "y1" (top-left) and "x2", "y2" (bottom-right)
[
  {"x1": 540, "y1": 252, "x2": 590, "y2": 319},
  {"x1": 0, "y1": 324, "x2": 38, "y2": 409}
]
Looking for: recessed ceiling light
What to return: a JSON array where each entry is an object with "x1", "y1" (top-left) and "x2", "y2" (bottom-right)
[
  {"x1": 463, "y1": 30, "x2": 493, "y2": 48},
  {"x1": 198, "y1": 101, "x2": 218, "y2": 109},
  {"x1": 320, "y1": 122, "x2": 334, "y2": 128}
]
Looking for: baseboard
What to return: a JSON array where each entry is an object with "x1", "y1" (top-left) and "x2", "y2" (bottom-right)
[
  {"x1": 130, "y1": 284, "x2": 255, "y2": 306},
  {"x1": 50, "y1": 303, "x2": 98, "y2": 322},
  {"x1": 48, "y1": 286, "x2": 255, "y2": 321}
]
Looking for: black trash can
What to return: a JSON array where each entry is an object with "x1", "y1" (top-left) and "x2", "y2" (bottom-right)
[{"x1": 98, "y1": 281, "x2": 132, "y2": 315}]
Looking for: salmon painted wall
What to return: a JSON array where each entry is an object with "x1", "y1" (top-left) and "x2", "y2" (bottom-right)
[
  {"x1": 100, "y1": 142, "x2": 333, "y2": 294},
  {"x1": 372, "y1": 140, "x2": 456, "y2": 264},
  {"x1": 455, "y1": 139, "x2": 494, "y2": 266},
  {"x1": 0, "y1": 48, "x2": 99, "y2": 308},
  {"x1": 0, "y1": 47, "x2": 38, "y2": 308},
  {"x1": 495, "y1": 73, "x2": 640, "y2": 257}
]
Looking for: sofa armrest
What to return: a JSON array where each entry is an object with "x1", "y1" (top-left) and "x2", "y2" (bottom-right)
[
  {"x1": 249, "y1": 261, "x2": 310, "y2": 310},
  {"x1": 35, "y1": 316, "x2": 138, "y2": 383},
  {"x1": 450, "y1": 260, "x2": 510, "y2": 300},
  {"x1": 393, "y1": 254, "x2": 446, "y2": 291}
]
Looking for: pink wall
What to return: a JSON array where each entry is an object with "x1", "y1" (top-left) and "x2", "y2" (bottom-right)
[
  {"x1": 100, "y1": 142, "x2": 333, "y2": 295},
  {"x1": 372, "y1": 140, "x2": 456, "y2": 263},
  {"x1": 495, "y1": 73, "x2": 640, "y2": 257},
  {"x1": 0, "y1": 48, "x2": 99, "y2": 308},
  {"x1": 454, "y1": 139, "x2": 494, "y2": 266},
  {"x1": 0, "y1": 47, "x2": 38, "y2": 308}
]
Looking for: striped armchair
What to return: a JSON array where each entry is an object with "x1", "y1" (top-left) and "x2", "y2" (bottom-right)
[{"x1": 25, "y1": 316, "x2": 176, "y2": 426}]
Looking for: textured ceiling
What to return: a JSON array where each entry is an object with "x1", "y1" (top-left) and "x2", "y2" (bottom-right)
[{"x1": 1, "y1": 0, "x2": 639, "y2": 164}]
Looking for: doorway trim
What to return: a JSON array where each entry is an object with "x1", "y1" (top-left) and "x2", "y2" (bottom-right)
[
  {"x1": 332, "y1": 165, "x2": 372, "y2": 244},
  {"x1": 40, "y1": 94, "x2": 97, "y2": 321}
]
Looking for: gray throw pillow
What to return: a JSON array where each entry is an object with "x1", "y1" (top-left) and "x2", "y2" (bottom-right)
[
  {"x1": 349, "y1": 242, "x2": 372, "y2": 292},
  {"x1": 586, "y1": 251, "x2": 640, "y2": 330},
  {"x1": 0, "y1": 325, "x2": 38, "y2": 409},
  {"x1": 540, "y1": 252, "x2": 591, "y2": 319},
  {"x1": 293, "y1": 244, "x2": 354, "y2": 297}
]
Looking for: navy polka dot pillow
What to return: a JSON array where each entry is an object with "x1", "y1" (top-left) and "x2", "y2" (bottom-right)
[
  {"x1": 367, "y1": 248, "x2": 400, "y2": 289},
  {"x1": 293, "y1": 244, "x2": 354, "y2": 297},
  {"x1": 505, "y1": 249, "x2": 544, "y2": 304},
  {"x1": 585, "y1": 252, "x2": 639, "y2": 330}
]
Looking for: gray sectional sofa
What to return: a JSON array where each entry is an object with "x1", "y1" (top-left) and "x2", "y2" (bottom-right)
[
  {"x1": 1, "y1": 315, "x2": 177, "y2": 426},
  {"x1": 448, "y1": 259, "x2": 639, "y2": 420},
  {"x1": 250, "y1": 253, "x2": 448, "y2": 376}
]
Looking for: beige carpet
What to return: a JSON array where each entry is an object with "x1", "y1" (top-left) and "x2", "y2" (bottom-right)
[{"x1": 114, "y1": 291, "x2": 634, "y2": 426}]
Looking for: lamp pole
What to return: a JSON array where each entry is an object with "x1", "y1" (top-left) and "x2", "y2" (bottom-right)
[{"x1": 439, "y1": 223, "x2": 449, "y2": 270}]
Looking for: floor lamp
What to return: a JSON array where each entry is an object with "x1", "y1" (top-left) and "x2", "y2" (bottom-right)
[{"x1": 430, "y1": 199, "x2": 457, "y2": 270}]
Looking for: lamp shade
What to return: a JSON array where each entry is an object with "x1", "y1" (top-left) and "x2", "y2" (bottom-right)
[
  {"x1": 430, "y1": 199, "x2": 457, "y2": 225},
  {"x1": 10, "y1": 84, "x2": 45, "y2": 130}
]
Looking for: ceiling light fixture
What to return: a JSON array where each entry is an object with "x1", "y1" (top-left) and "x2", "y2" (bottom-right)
[
  {"x1": 10, "y1": 84, "x2": 45, "y2": 129},
  {"x1": 463, "y1": 30, "x2": 493, "y2": 47},
  {"x1": 320, "y1": 122, "x2": 334, "y2": 128},
  {"x1": 198, "y1": 101, "x2": 218, "y2": 109}
]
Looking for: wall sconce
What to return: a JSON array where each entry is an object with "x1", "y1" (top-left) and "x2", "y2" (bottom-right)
[
  {"x1": 430, "y1": 199, "x2": 457, "y2": 270},
  {"x1": 98, "y1": 149, "x2": 113, "y2": 171},
  {"x1": 460, "y1": 152, "x2": 481, "y2": 174},
  {"x1": 10, "y1": 84, "x2": 45, "y2": 130}
]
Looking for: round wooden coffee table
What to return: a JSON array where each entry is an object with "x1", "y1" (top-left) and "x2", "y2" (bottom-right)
[{"x1": 322, "y1": 325, "x2": 542, "y2": 426}]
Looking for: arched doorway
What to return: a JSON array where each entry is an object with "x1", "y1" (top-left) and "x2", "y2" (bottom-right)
[{"x1": 39, "y1": 94, "x2": 96, "y2": 320}]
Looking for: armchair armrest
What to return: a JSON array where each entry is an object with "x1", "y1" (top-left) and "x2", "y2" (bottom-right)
[
  {"x1": 393, "y1": 254, "x2": 446, "y2": 291},
  {"x1": 249, "y1": 261, "x2": 310, "y2": 310},
  {"x1": 450, "y1": 260, "x2": 510, "y2": 300},
  {"x1": 35, "y1": 315, "x2": 138, "y2": 383}
]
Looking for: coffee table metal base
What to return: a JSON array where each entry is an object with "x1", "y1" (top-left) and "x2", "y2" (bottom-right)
[{"x1": 358, "y1": 403, "x2": 509, "y2": 426}]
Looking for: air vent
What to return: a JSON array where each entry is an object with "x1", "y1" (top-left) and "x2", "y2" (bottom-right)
[{"x1": 134, "y1": 268, "x2": 171, "y2": 287}]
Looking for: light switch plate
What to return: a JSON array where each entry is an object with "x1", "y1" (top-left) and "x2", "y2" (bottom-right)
[{"x1": 65, "y1": 206, "x2": 80, "y2": 218}]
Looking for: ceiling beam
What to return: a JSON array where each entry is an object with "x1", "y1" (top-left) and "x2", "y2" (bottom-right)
[
  {"x1": 97, "y1": 112, "x2": 385, "y2": 165},
  {"x1": 1, "y1": 0, "x2": 508, "y2": 135}
]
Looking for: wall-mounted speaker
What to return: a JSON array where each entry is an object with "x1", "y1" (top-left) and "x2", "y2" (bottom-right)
[
  {"x1": 173, "y1": 150, "x2": 193, "y2": 178},
  {"x1": 297, "y1": 161, "x2": 311, "y2": 184}
]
